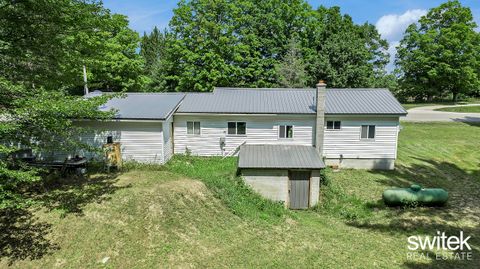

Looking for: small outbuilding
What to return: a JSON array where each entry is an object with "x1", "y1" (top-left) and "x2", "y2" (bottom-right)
[{"x1": 237, "y1": 144, "x2": 325, "y2": 209}]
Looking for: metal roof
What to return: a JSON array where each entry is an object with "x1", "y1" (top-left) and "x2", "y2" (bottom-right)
[
  {"x1": 177, "y1": 87, "x2": 407, "y2": 115},
  {"x1": 88, "y1": 92, "x2": 185, "y2": 120},
  {"x1": 238, "y1": 144, "x2": 325, "y2": 169}
]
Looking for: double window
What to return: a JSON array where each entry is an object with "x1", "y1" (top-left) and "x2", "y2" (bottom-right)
[
  {"x1": 228, "y1": 122, "x2": 246, "y2": 135},
  {"x1": 279, "y1": 125, "x2": 293, "y2": 138},
  {"x1": 326, "y1": 121, "x2": 341, "y2": 130},
  {"x1": 361, "y1": 125, "x2": 376, "y2": 139},
  {"x1": 187, "y1": 121, "x2": 201, "y2": 135}
]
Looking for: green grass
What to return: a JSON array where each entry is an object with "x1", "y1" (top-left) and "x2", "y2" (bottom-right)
[
  {"x1": 402, "y1": 98, "x2": 480, "y2": 110},
  {"x1": 1, "y1": 122, "x2": 479, "y2": 268},
  {"x1": 435, "y1": 105, "x2": 480, "y2": 113}
]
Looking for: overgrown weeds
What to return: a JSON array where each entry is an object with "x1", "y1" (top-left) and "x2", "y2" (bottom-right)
[
  {"x1": 315, "y1": 168, "x2": 373, "y2": 221},
  {"x1": 165, "y1": 155, "x2": 288, "y2": 223}
]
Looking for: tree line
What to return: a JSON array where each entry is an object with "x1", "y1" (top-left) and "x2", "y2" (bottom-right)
[{"x1": 140, "y1": 0, "x2": 391, "y2": 91}]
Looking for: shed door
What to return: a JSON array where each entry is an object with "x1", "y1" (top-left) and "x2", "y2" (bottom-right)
[{"x1": 289, "y1": 171, "x2": 311, "y2": 209}]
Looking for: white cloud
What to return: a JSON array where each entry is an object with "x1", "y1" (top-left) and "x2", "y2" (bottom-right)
[
  {"x1": 376, "y1": 9, "x2": 426, "y2": 72},
  {"x1": 376, "y1": 9, "x2": 427, "y2": 42}
]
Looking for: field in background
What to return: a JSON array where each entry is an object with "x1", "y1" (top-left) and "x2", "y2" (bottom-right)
[{"x1": 1, "y1": 122, "x2": 479, "y2": 268}]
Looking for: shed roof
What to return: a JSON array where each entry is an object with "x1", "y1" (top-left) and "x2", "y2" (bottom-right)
[
  {"x1": 177, "y1": 87, "x2": 407, "y2": 115},
  {"x1": 238, "y1": 144, "x2": 325, "y2": 169},
  {"x1": 88, "y1": 92, "x2": 185, "y2": 120}
]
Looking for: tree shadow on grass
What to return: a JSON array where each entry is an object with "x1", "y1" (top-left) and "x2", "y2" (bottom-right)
[
  {"x1": 1, "y1": 172, "x2": 130, "y2": 264},
  {"x1": 0, "y1": 208, "x2": 59, "y2": 265},
  {"x1": 453, "y1": 118, "x2": 480, "y2": 124},
  {"x1": 348, "y1": 159, "x2": 480, "y2": 268},
  {"x1": 33, "y1": 172, "x2": 131, "y2": 216}
]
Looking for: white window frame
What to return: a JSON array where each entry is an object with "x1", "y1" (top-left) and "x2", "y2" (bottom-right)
[
  {"x1": 326, "y1": 121, "x2": 341, "y2": 130},
  {"x1": 278, "y1": 125, "x2": 294, "y2": 139},
  {"x1": 227, "y1": 121, "x2": 247, "y2": 136},
  {"x1": 187, "y1": 121, "x2": 201, "y2": 136},
  {"x1": 360, "y1": 125, "x2": 376, "y2": 140}
]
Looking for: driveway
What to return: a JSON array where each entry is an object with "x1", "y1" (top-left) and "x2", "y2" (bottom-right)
[{"x1": 403, "y1": 104, "x2": 480, "y2": 122}]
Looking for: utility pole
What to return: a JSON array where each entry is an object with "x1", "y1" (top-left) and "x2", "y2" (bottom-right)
[{"x1": 83, "y1": 65, "x2": 89, "y2": 95}]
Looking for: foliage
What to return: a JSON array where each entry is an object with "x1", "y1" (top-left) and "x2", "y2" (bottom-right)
[
  {"x1": 303, "y1": 6, "x2": 390, "y2": 88},
  {"x1": 0, "y1": 0, "x2": 144, "y2": 93},
  {"x1": 0, "y1": 78, "x2": 114, "y2": 209},
  {"x1": 275, "y1": 38, "x2": 308, "y2": 87},
  {"x1": 147, "y1": 0, "x2": 390, "y2": 92},
  {"x1": 140, "y1": 27, "x2": 168, "y2": 73},
  {"x1": 165, "y1": 155, "x2": 288, "y2": 221},
  {"x1": 0, "y1": 0, "x2": 142, "y2": 209},
  {"x1": 315, "y1": 168, "x2": 372, "y2": 221},
  {"x1": 396, "y1": 0, "x2": 480, "y2": 102}
]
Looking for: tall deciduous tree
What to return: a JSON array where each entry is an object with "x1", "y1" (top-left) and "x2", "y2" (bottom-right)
[
  {"x1": 0, "y1": 0, "x2": 128, "y2": 209},
  {"x1": 0, "y1": 0, "x2": 144, "y2": 93},
  {"x1": 396, "y1": 0, "x2": 480, "y2": 102}
]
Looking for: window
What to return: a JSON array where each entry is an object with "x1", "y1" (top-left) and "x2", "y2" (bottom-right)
[
  {"x1": 227, "y1": 122, "x2": 246, "y2": 135},
  {"x1": 361, "y1": 125, "x2": 375, "y2": 139},
  {"x1": 279, "y1": 125, "x2": 293, "y2": 138},
  {"x1": 326, "y1": 121, "x2": 341, "y2": 130},
  {"x1": 187, "y1": 121, "x2": 201, "y2": 135}
]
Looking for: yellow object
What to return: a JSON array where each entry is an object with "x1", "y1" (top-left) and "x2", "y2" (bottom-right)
[{"x1": 103, "y1": 142, "x2": 122, "y2": 169}]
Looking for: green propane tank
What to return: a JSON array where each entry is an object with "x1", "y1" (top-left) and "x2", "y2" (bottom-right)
[{"x1": 382, "y1": 184, "x2": 448, "y2": 206}]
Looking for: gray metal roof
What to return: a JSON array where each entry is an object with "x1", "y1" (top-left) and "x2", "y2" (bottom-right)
[
  {"x1": 88, "y1": 91, "x2": 185, "y2": 120},
  {"x1": 177, "y1": 87, "x2": 407, "y2": 115},
  {"x1": 238, "y1": 144, "x2": 325, "y2": 169}
]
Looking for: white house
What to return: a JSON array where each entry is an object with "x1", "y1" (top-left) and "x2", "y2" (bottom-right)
[{"x1": 77, "y1": 82, "x2": 406, "y2": 208}]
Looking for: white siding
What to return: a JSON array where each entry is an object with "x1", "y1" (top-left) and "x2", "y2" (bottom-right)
[
  {"x1": 75, "y1": 121, "x2": 164, "y2": 164},
  {"x1": 173, "y1": 115, "x2": 315, "y2": 156},
  {"x1": 174, "y1": 114, "x2": 400, "y2": 160},
  {"x1": 323, "y1": 117, "x2": 399, "y2": 159}
]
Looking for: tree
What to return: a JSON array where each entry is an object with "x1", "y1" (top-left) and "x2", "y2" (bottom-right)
[
  {"x1": 396, "y1": 0, "x2": 480, "y2": 102},
  {"x1": 148, "y1": 1, "x2": 389, "y2": 92},
  {"x1": 0, "y1": 0, "x2": 124, "y2": 209},
  {"x1": 140, "y1": 27, "x2": 169, "y2": 72},
  {"x1": 0, "y1": 78, "x2": 113, "y2": 209},
  {"x1": 275, "y1": 38, "x2": 308, "y2": 87},
  {"x1": 0, "y1": 0, "x2": 144, "y2": 93},
  {"x1": 302, "y1": 7, "x2": 389, "y2": 88}
]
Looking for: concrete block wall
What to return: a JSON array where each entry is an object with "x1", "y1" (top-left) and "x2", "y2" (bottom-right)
[
  {"x1": 242, "y1": 169, "x2": 289, "y2": 204},
  {"x1": 241, "y1": 168, "x2": 321, "y2": 208}
]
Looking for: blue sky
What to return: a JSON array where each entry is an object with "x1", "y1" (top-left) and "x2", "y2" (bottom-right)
[{"x1": 104, "y1": 0, "x2": 480, "y2": 71}]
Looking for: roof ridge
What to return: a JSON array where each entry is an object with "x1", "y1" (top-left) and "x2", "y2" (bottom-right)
[
  {"x1": 328, "y1": 88, "x2": 389, "y2": 91},
  {"x1": 215, "y1": 87, "x2": 315, "y2": 91},
  {"x1": 125, "y1": 92, "x2": 185, "y2": 95}
]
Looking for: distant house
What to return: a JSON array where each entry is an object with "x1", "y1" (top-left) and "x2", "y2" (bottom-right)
[{"x1": 77, "y1": 82, "x2": 406, "y2": 208}]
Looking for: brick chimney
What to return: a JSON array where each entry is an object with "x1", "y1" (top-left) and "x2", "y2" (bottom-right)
[{"x1": 315, "y1": 80, "x2": 326, "y2": 155}]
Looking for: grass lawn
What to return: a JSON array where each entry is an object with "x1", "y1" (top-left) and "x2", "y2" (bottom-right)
[
  {"x1": 402, "y1": 99, "x2": 480, "y2": 110},
  {"x1": 1, "y1": 122, "x2": 479, "y2": 268},
  {"x1": 435, "y1": 105, "x2": 480, "y2": 113}
]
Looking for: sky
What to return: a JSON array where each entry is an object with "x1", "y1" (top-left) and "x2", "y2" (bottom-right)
[{"x1": 103, "y1": 0, "x2": 480, "y2": 71}]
